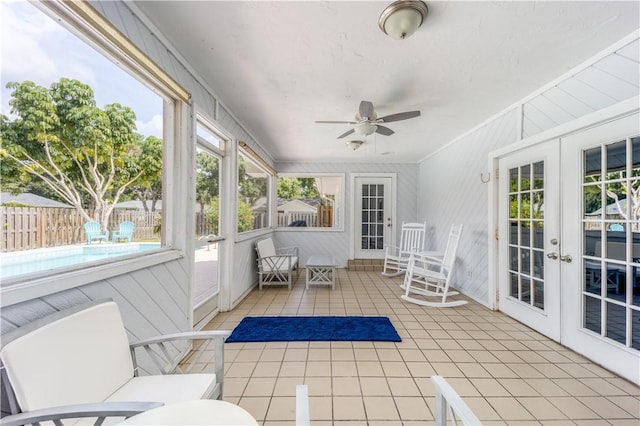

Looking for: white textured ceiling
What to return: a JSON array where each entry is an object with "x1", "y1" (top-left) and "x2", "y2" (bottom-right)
[{"x1": 132, "y1": 1, "x2": 640, "y2": 163}]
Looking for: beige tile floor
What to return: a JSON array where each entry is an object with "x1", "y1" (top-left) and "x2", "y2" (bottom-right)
[{"x1": 201, "y1": 269, "x2": 640, "y2": 425}]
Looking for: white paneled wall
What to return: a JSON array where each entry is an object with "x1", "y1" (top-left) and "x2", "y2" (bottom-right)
[
  {"x1": 418, "y1": 32, "x2": 640, "y2": 307},
  {"x1": 275, "y1": 162, "x2": 418, "y2": 266},
  {"x1": 418, "y1": 110, "x2": 519, "y2": 306}
]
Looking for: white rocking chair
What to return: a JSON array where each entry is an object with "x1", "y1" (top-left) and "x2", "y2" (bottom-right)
[
  {"x1": 401, "y1": 224, "x2": 466, "y2": 308},
  {"x1": 382, "y1": 221, "x2": 427, "y2": 277}
]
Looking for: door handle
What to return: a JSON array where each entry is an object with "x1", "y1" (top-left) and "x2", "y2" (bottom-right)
[
  {"x1": 560, "y1": 254, "x2": 572, "y2": 263},
  {"x1": 546, "y1": 252, "x2": 558, "y2": 260}
]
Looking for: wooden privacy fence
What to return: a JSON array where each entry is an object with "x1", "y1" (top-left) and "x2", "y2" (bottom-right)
[{"x1": 1, "y1": 207, "x2": 161, "y2": 252}]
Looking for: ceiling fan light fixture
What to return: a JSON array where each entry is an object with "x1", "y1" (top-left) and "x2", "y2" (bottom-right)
[
  {"x1": 355, "y1": 122, "x2": 377, "y2": 136},
  {"x1": 379, "y1": 0, "x2": 428, "y2": 40},
  {"x1": 347, "y1": 140, "x2": 364, "y2": 151}
]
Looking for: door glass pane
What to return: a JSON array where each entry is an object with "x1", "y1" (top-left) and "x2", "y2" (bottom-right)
[
  {"x1": 194, "y1": 145, "x2": 221, "y2": 307},
  {"x1": 605, "y1": 263, "x2": 626, "y2": 302},
  {"x1": 520, "y1": 223, "x2": 530, "y2": 247},
  {"x1": 605, "y1": 302, "x2": 626, "y2": 345},
  {"x1": 582, "y1": 136, "x2": 640, "y2": 350},
  {"x1": 533, "y1": 161, "x2": 544, "y2": 189},
  {"x1": 634, "y1": 264, "x2": 640, "y2": 307},
  {"x1": 510, "y1": 273, "x2": 518, "y2": 298},
  {"x1": 584, "y1": 147, "x2": 602, "y2": 182},
  {"x1": 360, "y1": 183, "x2": 385, "y2": 251},
  {"x1": 584, "y1": 260, "x2": 601, "y2": 295},
  {"x1": 507, "y1": 163, "x2": 545, "y2": 310},
  {"x1": 522, "y1": 277, "x2": 531, "y2": 303},
  {"x1": 607, "y1": 141, "x2": 626, "y2": 179},
  {"x1": 632, "y1": 310, "x2": 640, "y2": 350},
  {"x1": 533, "y1": 250, "x2": 544, "y2": 279},
  {"x1": 584, "y1": 295, "x2": 601, "y2": 334},
  {"x1": 584, "y1": 185, "x2": 602, "y2": 218},
  {"x1": 533, "y1": 280, "x2": 544, "y2": 309}
]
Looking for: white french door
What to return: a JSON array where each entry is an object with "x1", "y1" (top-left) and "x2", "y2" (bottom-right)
[
  {"x1": 561, "y1": 114, "x2": 640, "y2": 384},
  {"x1": 498, "y1": 140, "x2": 562, "y2": 341},
  {"x1": 497, "y1": 112, "x2": 640, "y2": 385},
  {"x1": 354, "y1": 175, "x2": 394, "y2": 259}
]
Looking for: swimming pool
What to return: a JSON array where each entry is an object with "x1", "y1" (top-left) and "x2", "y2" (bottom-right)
[{"x1": 1, "y1": 243, "x2": 161, "y2": 280}]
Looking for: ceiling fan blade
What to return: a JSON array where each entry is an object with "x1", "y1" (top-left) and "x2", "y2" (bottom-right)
[
  {"x1": 315, "y1": 120, "x2": 357, "y2": 124},
  {"x1": 378, "y1": 111, "x2": 421, "y2": 123},
  {"x1": 375, "y1": 125, "x2": 394, "y2": 136},
  {"x1": 359, "y1": 101, "x2": 375, "y2": 120},
  {"x1": 337, "y1": 129, "x2": 355, "y2": 139}
]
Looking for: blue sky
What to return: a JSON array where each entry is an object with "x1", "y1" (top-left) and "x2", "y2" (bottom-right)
[{"x1": 1, "y1": 0, "x2": 162, "y2": 138}]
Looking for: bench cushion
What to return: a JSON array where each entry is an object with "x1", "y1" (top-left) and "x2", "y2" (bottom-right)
[{"x1": 0, "y1": 302, "x2": 134, "y2": 411}]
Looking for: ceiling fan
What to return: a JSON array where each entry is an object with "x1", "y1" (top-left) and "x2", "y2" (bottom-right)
[{"x1": 315, "y1": 101, "x2": 421, "y2": 139}]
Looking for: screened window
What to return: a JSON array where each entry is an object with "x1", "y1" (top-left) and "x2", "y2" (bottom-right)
[
  {"x1": 0, "y1": 1, "x2": 179, "y2": 284},
  {"x1": 276, "y1": 174, "x2": 344, "y2": 229},
  {"x1": 237, "y1": 150, "x2": 271, "y2": 233}
]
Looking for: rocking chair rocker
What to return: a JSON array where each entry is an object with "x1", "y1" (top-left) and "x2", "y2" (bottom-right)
[{"x1": 401, "y1": 224, "x2": 466, "y2": 308}]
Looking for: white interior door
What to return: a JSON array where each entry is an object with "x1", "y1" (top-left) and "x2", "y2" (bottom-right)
[
  {"x1": 354, "y1": 176, "x2": 393, "y2": 259},
  {"x1": 560, "y1": 113, "x2": 640, "y2": 385},
  {"x1": 498, "y1": 140, "x2": 562, "y2": 341}
]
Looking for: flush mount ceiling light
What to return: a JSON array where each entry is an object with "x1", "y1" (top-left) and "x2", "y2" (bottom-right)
[
  {"x1": 378, "y1": 0, "x2": 428, "y2": 40},
  {"x1": 347, "y1": 140, "x2": 364, "y2": 151}
]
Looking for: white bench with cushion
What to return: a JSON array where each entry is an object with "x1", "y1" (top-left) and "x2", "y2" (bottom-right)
[
  {"x1": 255, "y1": 237, "x2": 299, "y2": 290},
  {"x1": 0, "y1": 300, "x2": 230, "y2": 425}
]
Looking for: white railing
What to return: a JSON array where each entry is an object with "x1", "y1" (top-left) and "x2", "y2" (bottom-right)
[{"x1": 432, "y1": 376, "x2": 481, "y2": 426}]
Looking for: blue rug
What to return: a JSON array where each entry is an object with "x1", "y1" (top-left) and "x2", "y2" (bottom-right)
[{"x1": 225, "y1": 316, "x2": 401, "y2": 343}]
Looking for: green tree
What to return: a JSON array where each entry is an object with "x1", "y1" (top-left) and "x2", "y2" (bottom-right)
[
  {"x1": 237, "y1": 155, "x2": 267, "y2": 205},
  {"x1": 128, "y1": 135, "x2": 163, "y2": 212},
  {"x1": 196, "y1": 151, "x2": 220, "y2": 214},
  {"x1": 0, "y1": 78, "x2": 162, "y2": 231},
  {"x1": 204, "y1": 197, "x2": 220, "y2": 236},
  {"x1": 237, "y1": 199, "x2": 255, "y2": 232},
  {"x1": 277, "y1": 177, "x2": 320, "y2": 199}
]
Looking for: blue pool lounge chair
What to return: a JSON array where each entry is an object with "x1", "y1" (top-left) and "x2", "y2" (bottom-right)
[
  {"x1": 84, "y1": 221, "x2": 109, "y2": 244},
  {"x1": 112, "y1": 221, "x2": 135, "y2": 242}
]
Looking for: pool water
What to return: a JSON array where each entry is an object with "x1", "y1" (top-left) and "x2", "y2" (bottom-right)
[{"x1": 0, "y1": 243, "x2": 161, "y2": 279}]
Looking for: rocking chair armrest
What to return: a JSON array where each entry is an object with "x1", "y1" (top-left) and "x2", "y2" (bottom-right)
[
  {"x1": 130, "y1": 330, "x2": 231, "y2": 348},
  {"x1": 383, "y1": 245, "x2": 402, "y2": 255},
  {"x1": 420, "y1": 251, "x2": 444, "y2": 261},
  {"x1": 0, "y1": 401, "x2": 163, "y2": 426}
]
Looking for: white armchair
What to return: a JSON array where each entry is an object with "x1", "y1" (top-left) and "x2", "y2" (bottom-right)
[
  {"x1": 0, "y1": 300, "x2": 230, "y2": 425},
  {"x1": 255, "y1": 237, "x2": 299, "y2": 290}
]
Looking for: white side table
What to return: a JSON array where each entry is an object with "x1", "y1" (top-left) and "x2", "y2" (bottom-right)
[
  {"x1": 118, "y1": 399, "x2": 258, "y2": 425},
  {"x1": 305, "y1": 255, "x2": 337, "y2": 290}
]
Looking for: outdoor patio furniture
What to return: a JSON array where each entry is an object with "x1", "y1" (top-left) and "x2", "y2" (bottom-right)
[
  {"x1": 112, "y1": 221, "x2": 135, "y2": 242},
  {"x1": 382, "y1": 221, "x2": 427, "y2": 277},
  {"x1": 431, "y1": 376, "x2": 481, "y2": 425},
  {"x1": 0, "y1": 300, "x2": 231, "y2": 426},
  {"x1": 400, "y1": 224, "x2": 466, "y2": 308},
  {"x1": 255, "y1": 237, "x2": 299, "y2": 290},
  {"x1": 305, "y1": 255, "x2": 337, "y2": 290},
  {"x1": 84, "y1": 220, "x2": 109, "y2": 244}
]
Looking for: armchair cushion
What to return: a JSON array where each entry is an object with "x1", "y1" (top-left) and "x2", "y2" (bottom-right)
[
  {"x1": 106, "y1": 374, "x2": 217, "y2": 405},
  {"x1": 1, "y1": 302, "x2": 134, "y2": 412}
]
